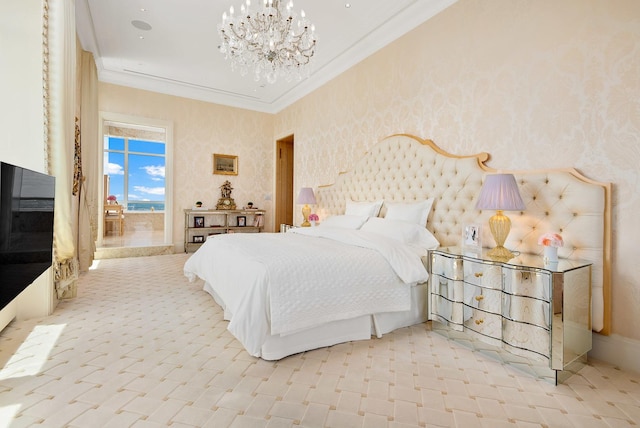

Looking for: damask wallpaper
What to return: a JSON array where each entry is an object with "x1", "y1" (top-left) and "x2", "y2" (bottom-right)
[
  {"x1": 98, "y1": 83, "x2": 275, "y2": 240},
  {"x1": 98, "y1": 0, "x2": 639, "y2": 345},
  {"x1": 275, "y1": 0, "x2": 640, "y2": 341}
]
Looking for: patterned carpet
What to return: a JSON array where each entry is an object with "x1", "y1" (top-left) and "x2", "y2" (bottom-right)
[{"x1": 0, "y1": 253, "x2": 639, "y2": 427}]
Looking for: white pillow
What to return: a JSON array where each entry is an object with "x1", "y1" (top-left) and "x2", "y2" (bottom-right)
[
  {"x1": 361, "y1": 217, "x2": 440, "y2": 251},
  {"x1": 345, "y1": 199, "x2": 383, "y2": 217},
  {"x1": 384, "y1": 198, "x2": 435, "y2": 226},
  {"x1": 319, "y1": 214, "x2": 368, "y2": 230}
]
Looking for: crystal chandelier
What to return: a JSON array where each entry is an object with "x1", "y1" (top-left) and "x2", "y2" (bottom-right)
[{"x1": 218, "y1": 0, "x2": 317, "y2": 84}]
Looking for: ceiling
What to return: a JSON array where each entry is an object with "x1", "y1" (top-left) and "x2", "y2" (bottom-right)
[{"x1": 76, "y1": 0, "x2": 456, "y2": 114}]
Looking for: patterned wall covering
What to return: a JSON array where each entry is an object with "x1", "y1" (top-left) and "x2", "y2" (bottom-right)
[
  {"x1": 98, "y1": 83, "x2": 275, "y2": 239},
  {"x1": 275, "y1": 0, "x2": 640, "y2": 340},
  {"x1": 98, "y1": 0, "x2": 639, "y2": 341}
]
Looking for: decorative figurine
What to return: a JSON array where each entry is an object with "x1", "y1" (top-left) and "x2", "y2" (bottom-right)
[{"x1": 216, "y1": 180, "x2": 236, "y2": 210}]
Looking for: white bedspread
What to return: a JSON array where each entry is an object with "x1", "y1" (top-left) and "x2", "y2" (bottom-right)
[{"x1": 183, "y1": 228, "x2": 429, "y2": 356}]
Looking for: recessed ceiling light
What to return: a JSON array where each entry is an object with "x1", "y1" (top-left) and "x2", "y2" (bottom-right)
[
  {"x1": 140, "y1": 8, "x2": 147, "y2": 12},
  {"x1": 138, "y1": 35, "x2": 145, "y2": 40},
  {"x1": 345, "y1": 3, "x2": 351, "y2": 8},
  {"x1": 131, "y1": 20, "x2": 152, "y2": 31}
]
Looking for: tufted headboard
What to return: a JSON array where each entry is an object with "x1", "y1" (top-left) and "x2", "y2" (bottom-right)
[{"x1": 315, "y1": 134, "x2": 611, "y2": 334}]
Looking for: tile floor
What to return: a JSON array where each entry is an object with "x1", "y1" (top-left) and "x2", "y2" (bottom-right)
[
  {"x1": 101, "y1": 229, "x2": 166, "y2": 248},
  {"x1": 97, "y1": 229, "x2": 173, "y2": 260},
  {"x1": 0, "y1": 253, "x2": 639, "y2": 427}
]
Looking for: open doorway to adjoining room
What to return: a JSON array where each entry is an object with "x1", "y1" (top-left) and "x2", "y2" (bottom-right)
[
  {"x1": 97, "y1": 113, "x2": 174, "y2": 257},
  {"x1": 275, "y1": 134, "x2": 294, "y2": 230}
]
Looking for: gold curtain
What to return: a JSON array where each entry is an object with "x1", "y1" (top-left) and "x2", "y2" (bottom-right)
[
  {"x1": 44, "y1": 0, "x2": 79, "y2": 297},
  {"x1": 77, "y1": 50, "x2": 99, "y2": 272}
]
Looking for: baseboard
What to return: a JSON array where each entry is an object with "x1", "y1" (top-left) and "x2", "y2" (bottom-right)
[
  {"x1": 590, "y1": 333, "x2": 640, "y2": 375},
  {"x1": 0, "y1": 301, "x2": 16, "y2": 333},
  {"x1": 95, "y1": 244, "x2": 174, "y2": 259}
]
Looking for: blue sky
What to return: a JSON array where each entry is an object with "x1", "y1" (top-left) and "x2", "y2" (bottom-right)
[{"x1": 104, "y1": 137, "x2": 165, "y2": 203}]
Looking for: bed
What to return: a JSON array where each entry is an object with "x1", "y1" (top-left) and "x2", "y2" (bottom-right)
[{"x1": 184, "y1": 134, "x2": 611, "y2": 360}]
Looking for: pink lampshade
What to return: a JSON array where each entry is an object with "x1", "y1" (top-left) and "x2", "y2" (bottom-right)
[
  {"x1": 475, "y1": 174, "x2": 525, "y2": 211},
  {"x1": 297, "y1": 187, "x2": 316, "y2": 205}
]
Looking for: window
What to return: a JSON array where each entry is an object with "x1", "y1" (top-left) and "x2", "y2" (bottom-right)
[{"x1": 104, "y1": 136, "x2": 166, "y2": 211}]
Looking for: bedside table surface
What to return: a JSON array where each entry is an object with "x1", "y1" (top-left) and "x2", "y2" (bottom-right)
[{"x1": 433, "y1": 246, "x2": 592, "y2": 273}]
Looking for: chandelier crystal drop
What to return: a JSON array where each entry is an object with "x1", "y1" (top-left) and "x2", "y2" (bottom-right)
[{"x1": 218, "y1": 0, "x2": 317, "y2": 84}]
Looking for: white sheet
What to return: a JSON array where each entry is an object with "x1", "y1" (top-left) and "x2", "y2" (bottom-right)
[{"x1": 183, "y1": 229, "x2": 429, "y2": 357}]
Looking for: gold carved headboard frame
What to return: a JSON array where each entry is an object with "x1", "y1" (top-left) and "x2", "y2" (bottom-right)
[{"x1": 315, "y1": 134, "x2": 611, "y2": 334}]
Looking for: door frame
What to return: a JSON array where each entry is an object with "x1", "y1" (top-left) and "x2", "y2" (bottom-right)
[
  {"x1": 97, "y1": 111, "x2": 174, "y2": 247},
  {"x1": 275, "y1": 134, "x2": 294, "y2": 230}
]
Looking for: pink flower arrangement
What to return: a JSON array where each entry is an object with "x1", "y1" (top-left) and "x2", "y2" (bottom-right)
[
  {"x1": 107, "y1": 195, "x2": 117, "y2": 202},
  {"x1": 538, "y1": 232, "x2": 563, "y2": 248},
  {"x1": 308, "y1": 213, "x2": 319, "y2": 222}
]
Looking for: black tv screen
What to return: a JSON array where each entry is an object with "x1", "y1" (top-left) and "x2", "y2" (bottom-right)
[{"x1": 0, "y1": 162, "x2": 55, "y2": 309}]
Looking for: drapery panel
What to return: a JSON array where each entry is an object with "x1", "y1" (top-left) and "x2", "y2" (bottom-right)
[
  {"x1": 77, "y1": 50, "x2": 99, "y2": 272},
  {"x1": 45, "y1": 0, "x2": 79, "y2": 296}
]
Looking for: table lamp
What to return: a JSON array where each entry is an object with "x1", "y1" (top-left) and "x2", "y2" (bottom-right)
[
  {"x1": 475, "y1": 173, "x2": 525, "y2": 261},
  {"x1": 297, "y1": 187, "x2": 316, "y2": 227}
]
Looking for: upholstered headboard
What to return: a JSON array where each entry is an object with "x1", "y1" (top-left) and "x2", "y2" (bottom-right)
[{"x1": 315, "y1": 134, "x2": 611, "y2": 334}]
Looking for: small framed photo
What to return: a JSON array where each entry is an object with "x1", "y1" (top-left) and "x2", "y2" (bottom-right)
[
  {"x1": 463, "y1": 224, "x2": 481, "y2": 248},
  {"x1": 194, "y1": 216, "x2": 205, "y2": 228},
  {"x1": 213, "y1": 153, "x2": 238, "y2": 175},
  {"x1": 237, "y1": 216, "x2": 246, "y2": 227},
  {"x1": 193, "y1": 235, "x2": 204, "y2": 243}
]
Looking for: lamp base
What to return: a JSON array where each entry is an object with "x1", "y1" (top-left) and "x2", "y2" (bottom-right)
[
  {"x1": 487, "y1": 210, "x2": 516, "y2": 261},
  {"x1": 487, "y1": 245, "x2": 516, "y2": 262},
  {"x1": 301, "y1": 204, "x2": 311, "y2": 227}
]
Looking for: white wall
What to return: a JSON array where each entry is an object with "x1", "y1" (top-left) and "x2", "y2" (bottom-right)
[
  {"x1": 0, "y1": 0, "x2": 46, "y2": 172},
  {"x1": 0, "y1": 0, "x2": 54, "y2": 330}
]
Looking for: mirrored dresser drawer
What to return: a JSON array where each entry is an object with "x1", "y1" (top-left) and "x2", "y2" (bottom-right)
[
  {"x1": 503, "y1": 267, "x2": 551, "y2": 301},
  {"x1": 463, "y1": 259, "x2": 502, "y2": 289},
  {"x1": 431, "y1": 294, "x2": 464, "y2": 328},
  {"x1": 463, "y1": 307, "x2": 502, "y2": 340},
  {"x1": 502, "y1": 293, "x2": 550, "y2": 329},
  {"x1": 430, "y1": 274, "x2": 464, "y2": 329},
  {"x1": 464, "y1": 283, "x2": 501, "y2": 314},
  {"x1": 430, "y1": 252, "x2": 463, "y2": 280},
  {"x1": 502, "y1": 318, "x2": 551, "y2": 359},
  {"x1": 428, "y1": 247, "x2": 592, "y2": 384},
  {"x1": 431, "y1": 274, "x2": 463, "y2": 302}
]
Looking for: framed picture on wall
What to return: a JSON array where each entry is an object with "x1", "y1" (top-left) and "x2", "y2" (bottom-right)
[
  {"x1": 213, "y1": 153, "x2": 238, "y2": 175},
  {"x1": 462, "y1": 223, "x2": 481, "y2": 249}
]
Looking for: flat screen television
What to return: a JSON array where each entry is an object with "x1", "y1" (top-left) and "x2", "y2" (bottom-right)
[{"x1": 0, "y1": 162, "x2": 55, "y2": 310}]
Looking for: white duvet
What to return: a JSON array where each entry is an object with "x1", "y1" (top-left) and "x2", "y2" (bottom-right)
[{"x1": 183, "y1": 227, "x2": 429, "y2": 356}]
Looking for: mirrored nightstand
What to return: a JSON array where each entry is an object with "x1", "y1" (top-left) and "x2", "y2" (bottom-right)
[{"x1": 428, "y1": 247, "x2": 592, "y2": 384}]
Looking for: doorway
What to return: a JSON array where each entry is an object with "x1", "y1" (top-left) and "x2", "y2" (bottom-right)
[
  {"x1": 97, "y1": 112, "x2": 174, "y2": 255},
  {"x1": 275, "y1": 135, "x2": 294, "y2": 229}
]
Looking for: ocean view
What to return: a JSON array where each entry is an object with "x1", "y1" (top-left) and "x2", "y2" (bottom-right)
[{"x1": 126, "y1": 202, "x2": 164, "y2": 212}]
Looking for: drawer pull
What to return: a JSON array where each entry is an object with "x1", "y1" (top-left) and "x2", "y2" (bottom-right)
[
  {"x1": 475, "y1": 319, "x2": 484, "y2": 325},
  {"x1": 474, "y1": 272, "x2": 483, "y2": 278},
  {"x1": 475, "y1": 295, "x2": 484, "y2": 301}
]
